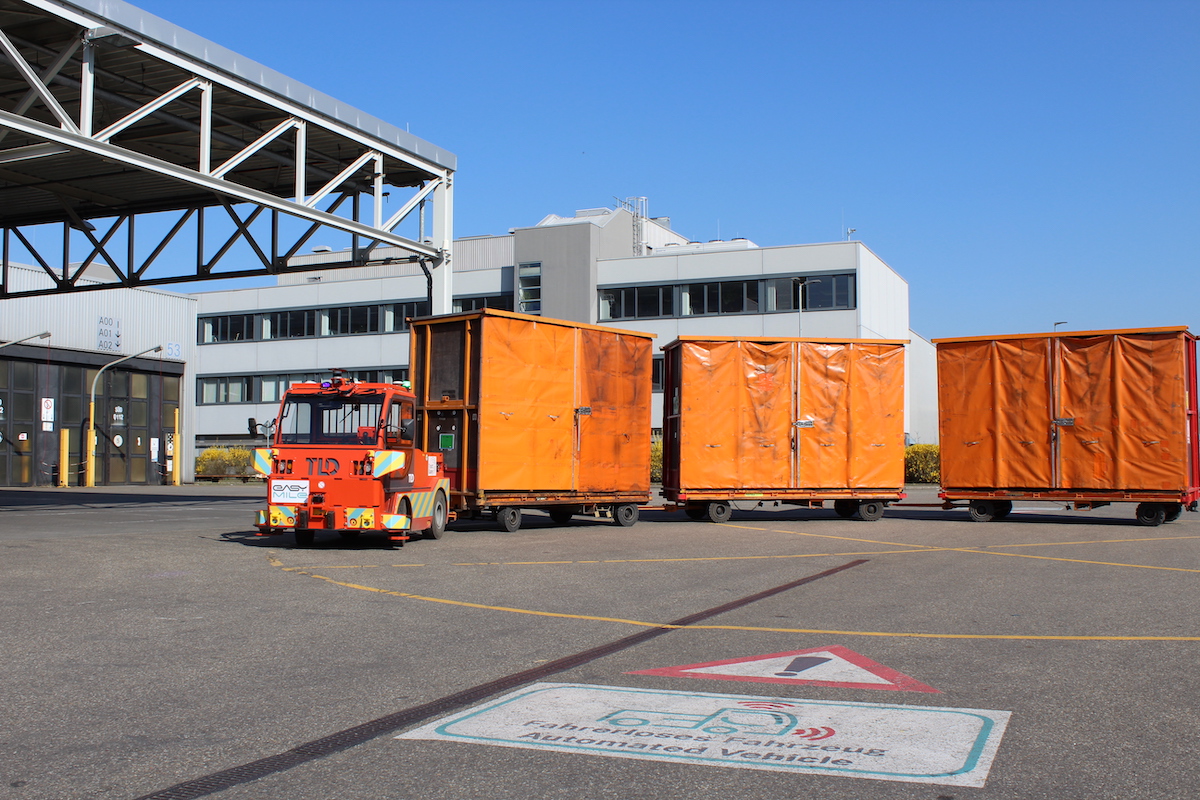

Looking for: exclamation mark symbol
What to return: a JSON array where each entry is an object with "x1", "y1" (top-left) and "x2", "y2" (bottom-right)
[{"x1": 775, "y1": 656, "x2": 831, "y2": 677}]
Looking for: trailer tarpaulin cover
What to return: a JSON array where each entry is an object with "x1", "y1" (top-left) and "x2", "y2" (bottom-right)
[
  {"x1": 577, "y1": 328, "x2": 653, "y2": 492},
  {"x1": 938, "y1": 338, "x2": 1054, "y2": 488},
  {"x1": 1058, "y1": 333, "x2": 1187, "y2": 490},
  {"x1": 478, "y1": 315, "x2": 577, "y2": 489},
  {"x1": 670, "y1": 338, "x2": 905, "y2": 492},
  {"x1": 414, "y1": 310, "x2": 653, "y2": 497},
  {"x1": 937, "y1": 329, "x2": 1196, "y2": 492}
]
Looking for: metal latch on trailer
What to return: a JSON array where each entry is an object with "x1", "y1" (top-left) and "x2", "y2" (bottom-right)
[
  {"x1": 1053, "y1": 418, "x2": 1075, "y2": 426},
  {"x1": 575, "y1": 407, "x2": 592, "y2": 416},
  {"x1": 794, "y1": 420, "x2": 815, "y2": 428}
]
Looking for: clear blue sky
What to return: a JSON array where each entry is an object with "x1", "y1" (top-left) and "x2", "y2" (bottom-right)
[{"x1": 135, "y1": 0, "x2": 1199, "y2": 340}]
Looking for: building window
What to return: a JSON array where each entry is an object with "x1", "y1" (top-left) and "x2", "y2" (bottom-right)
[
  {"x1": 454, "y1": 294, "x2": 514, "y2": 313},
  {"x1": 518, "y1": 262, "x2": 542, "y2": 315},
  {"x1": 199, "y1": 314, "x2": 256, "y2": 343},
  {"x1": 263, "y1": 309, "x2": 317, "y2": 340},
  {"x1": 803, "y1": 273, "x2": 856, "y2": 310},
  {"x1": 765, "y1": 278, "x2": 798, "y2": 311},
  {"x1": 200, "y1": 370, "x2": 410, "y2": 406},
  {"x1": 682, "y1": 280, "x2": 758, "y2": 316},
  {"x1": 651, "y1": 355, "x2": 664, "y2": 392},
  {"x1": 599, "y1": 285, "x2": 674, "y2": 321},
  {"x1": 198, "y1": 376, "x2": 254, "y2": 404},
  {"x1": 600, "y1": 273, "x2": 856, "y2": 321},
  {"x1": 328, "y1": 305, "x2": 381, "y2": 336},
  {"x1": 386, "y1": 301, "x2": 431, "y2": 331}
]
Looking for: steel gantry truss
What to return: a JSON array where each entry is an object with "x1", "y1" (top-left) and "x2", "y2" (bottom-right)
[{"x1": 0, "y1": 0, "x2": 456, "y2": 310}]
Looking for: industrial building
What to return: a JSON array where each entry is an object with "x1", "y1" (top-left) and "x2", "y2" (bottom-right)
[{"x1": 193, "y1": 204, "x2": 938, "y2": 451}]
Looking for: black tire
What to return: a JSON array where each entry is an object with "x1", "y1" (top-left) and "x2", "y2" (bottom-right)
[
  {"x1": 294, "y1": 529, "x2": 314, "y2": 547},
  {"x1": 1136, "y1": 503, "x2": 1166, "y2": 527},
  {"x1": 993, "y1": 500, "x2": 1013, "y2": 520},
  {"x1": 497, "y1": 506, "x2": 522, "y2": 533},
  {"x1": 1164, "y1": 503, "x2": 1183, "y2": 523},
  {"x1": 833, "y1": 500, "x2": 857, "y2": 519},
  {"x1": 613, "y1": 503, "x2": 639, "y2": 527},
  {"x1": 969, "y1": 500, "x2": 996, "y2": 523},
  {"x1": 706, "y1": 501, "x2": 733, "y2": 524},
  {"x1": 549, "y1": 505, "x2": 575, "y2": 525},
  {"x1": 684, "y1": 506, "x2": 707, "y2": 520},
  {"x1": 856, "y1": 501, "x2": 885, "y2": 522},
  {"x1": 425, "y1": 491, "x2": 448, "y2": 539}
]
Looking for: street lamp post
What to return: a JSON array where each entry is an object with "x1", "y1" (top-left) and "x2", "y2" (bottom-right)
[
  {"x1": 792, "y1": 278, "x2": 822, "y2": 337},
  {"x1": 0, "y1": 331, "x2": 50, "y2": 350},
  {"x1": 86, "y1": 345, "x2": 162, "y2": 487},
  {"x1": 1053, "y1": 321, "x2": 1068, "y2": 332}
]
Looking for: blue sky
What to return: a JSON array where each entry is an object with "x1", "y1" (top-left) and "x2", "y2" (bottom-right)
[{"x1": 134, "y1": 0, "x2": 1198, "y2": 340}]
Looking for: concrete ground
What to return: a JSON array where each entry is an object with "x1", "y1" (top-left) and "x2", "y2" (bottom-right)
[{"x1": 1, "y1": 483, "x2": 1197, "y2": 799}]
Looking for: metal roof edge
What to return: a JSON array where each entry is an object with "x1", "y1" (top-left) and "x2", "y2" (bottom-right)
[
  {"x1": 664, "y1": 335, "x2": 910, "y2": 348},
  {"x1": 932, "y1": 326, "x2": 1191, "y2": 344},
  {"x1": 47, "y1": 0, "x2": 456, "y2": 170},
  {"x1": 408, "y1": 308, "x2": 656, "y2": 339}
]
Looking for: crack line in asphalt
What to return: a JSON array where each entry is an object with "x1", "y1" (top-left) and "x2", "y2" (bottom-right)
[{"x1": 130, "y1": 559, "x2": 868, "y2": 800}]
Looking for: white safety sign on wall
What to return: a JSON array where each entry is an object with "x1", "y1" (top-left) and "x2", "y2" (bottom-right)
[
  {"x1": 40, "y1": 397, "x2": 54, "y2": 432},
  {"x1": 398, "y1": 682, "x2": 1011, "y2": 788}
]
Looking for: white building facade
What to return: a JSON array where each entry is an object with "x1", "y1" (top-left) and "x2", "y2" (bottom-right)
[{"x1": 192, "y1": 205, "x2": 938, "y2": 451}]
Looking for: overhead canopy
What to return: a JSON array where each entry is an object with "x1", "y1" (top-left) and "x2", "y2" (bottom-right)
[{"x1": 0, "y1": 0, "x2": 456, "y2": 304}]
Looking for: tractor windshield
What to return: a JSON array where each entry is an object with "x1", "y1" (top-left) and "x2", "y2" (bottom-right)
[{"x1": 277, "y1": 394, "x2": 385, "y2": 445}]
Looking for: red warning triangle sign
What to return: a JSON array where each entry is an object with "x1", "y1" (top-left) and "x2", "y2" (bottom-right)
[{"x1": 627, "y1": 645, "x2": 939, "y2": 693}]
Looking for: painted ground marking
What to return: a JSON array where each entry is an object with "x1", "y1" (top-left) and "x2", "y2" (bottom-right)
[
  {"x1": 627, "y1": 645, "x2": 939, "y2": 692},
  {"x1": 398, "y1": 682, "x2": 1010, "y2": 787},
  {"x1": 267, "y1": 554, "x2": 1200, "y2": 641}
]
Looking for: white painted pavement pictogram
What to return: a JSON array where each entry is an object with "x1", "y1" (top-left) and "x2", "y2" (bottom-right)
[
  {"x1": 397, "y1": 682, "x2": 1011, "y2": 787},
  {"x1": 626, "y1": 645, "x2": 940, "y2": 692}
]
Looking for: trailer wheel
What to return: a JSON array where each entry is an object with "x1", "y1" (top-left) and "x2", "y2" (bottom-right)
[
  {"x1": 1164, "y1": 503, "x2": 1183, "y2": 523},
  {"x1": 1136, "y1": 503, "x2": 1166, "y2": 527},
  {"x1": 294, "y1": 529, "x2": 314, "y2": 547},
  {"x1": 993, "y1": 500, "x2": 1013, "y2": 520},
  {"x1": 497, "y1": 507, "x2": 522, "y2": 533},
  {"x1": 856, "y1": 501, "x2": 885, "y2": 522},
  {"x1": 425, "y1": 491, "x2": 448, "y2": 539},
  {"x1": 613, "y1": 503, "x2": 639, "y2": 527},
  {"x1": 969, "y1": 500, "x2": 997, "y2": 522},
  {"x1": 549, "y1": 505, "x2": 576, "y2": 525},
  {"x1": 833, "y1": 500, "x2": 857, "y2": 519},
  {"x1": 684, "y1": 506, "x2": 707, "y2": 520},
  {"x1": 706, "y1": 501, "x2": 733, "y2": 524}
]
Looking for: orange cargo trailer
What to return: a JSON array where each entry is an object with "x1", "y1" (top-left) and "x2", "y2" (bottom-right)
[
  {"x1": 409, "y1": 309, "x2": 654, "y2": 532},
  {"x1": 935, "y1": 327, "x2": 1200, "y2": 526},
  {"x1": 661, "y1": 336, "x2": 907, "y2": 522}
]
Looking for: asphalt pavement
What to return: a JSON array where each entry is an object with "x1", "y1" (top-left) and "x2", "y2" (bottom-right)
[{"x1": 1, "y1": 483, "x2": 1197, "y2": 799}]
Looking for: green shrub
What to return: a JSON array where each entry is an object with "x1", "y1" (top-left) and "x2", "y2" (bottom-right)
[
  {"x1": 905, "y1": 444, "x2": 940, "y2": 484},
  {"x1": 195, "y1": 446, "x2": 253, "y2": 476},
  {"x1": 650, "y1": 439, "x2": 663, "y2": 484}
]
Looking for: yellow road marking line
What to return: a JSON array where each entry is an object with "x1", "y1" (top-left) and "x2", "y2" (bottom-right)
[
  {"x1": 266, "y1": 554, "x2": 1200, "y2": 642},
  {"x1": 689, "y1": 625, "x2": 1200, "y2": 641},
  {"x1": 279, "y1": 546, "x2": 954, "y2": 572},
  {"x1": 941, "y1": 547, "x2": 1200, "y2": 573},
  {"x1": 985, "y1": 535, "x2": 1200, "y2": 549},
  {"x1": 721, "y1": 523, "x2": 931, "y2": 549}
]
